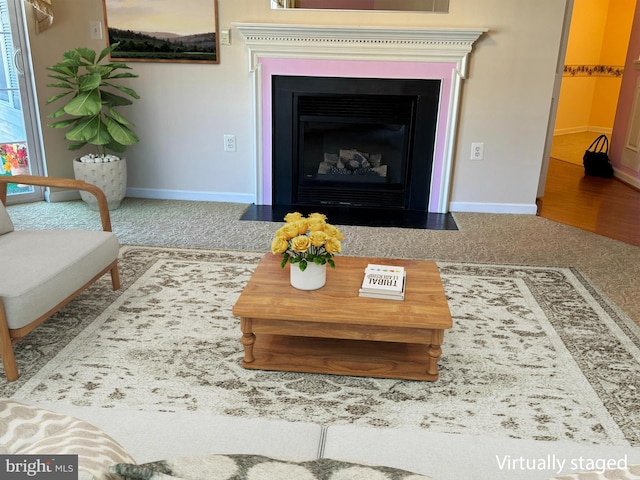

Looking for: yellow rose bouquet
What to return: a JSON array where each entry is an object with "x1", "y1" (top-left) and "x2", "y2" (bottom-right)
[{"x1": 271, "y1": 212, "x2": 344, "y2": 271}]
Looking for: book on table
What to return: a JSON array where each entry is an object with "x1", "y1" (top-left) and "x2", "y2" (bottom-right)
[{"x1": 359, "y1": 264, "x2": 406, "y2": 300}]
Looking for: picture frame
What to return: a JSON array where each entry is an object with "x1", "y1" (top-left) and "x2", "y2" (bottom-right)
[{"x1": 102, "y1": 0, "x2": 219, "y2": 64}]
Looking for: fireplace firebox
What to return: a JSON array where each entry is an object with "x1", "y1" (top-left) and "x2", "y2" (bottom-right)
[{"x1": 272, "y1": 76, "x2": 441, "y2": 211}]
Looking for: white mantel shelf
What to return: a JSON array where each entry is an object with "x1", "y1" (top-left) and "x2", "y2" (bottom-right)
[{"x1": 234, "y1": 23, "x2": 488, "y2": 74}]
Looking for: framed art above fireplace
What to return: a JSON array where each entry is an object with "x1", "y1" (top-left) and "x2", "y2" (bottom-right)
[{"x1": 102, "y1": 0, "x2": 219, "y2": 64}]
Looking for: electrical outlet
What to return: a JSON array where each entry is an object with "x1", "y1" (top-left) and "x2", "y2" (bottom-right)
[
  {"x1": 224, "y1": 134, "x2": 236, "y2": 152},
  {"x1": 471, "y1": 142, "x2": 484, "y2": 161}
]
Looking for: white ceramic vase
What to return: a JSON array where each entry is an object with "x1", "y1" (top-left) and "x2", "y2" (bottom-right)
[
  {"x1": 290, "y1": 261, "x2": 327, "y2": 290},
  {"x1": 73, "y1": 157, "x2": 127, "y2": 211}
]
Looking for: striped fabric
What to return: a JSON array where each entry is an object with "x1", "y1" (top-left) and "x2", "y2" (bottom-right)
[{"x1": 0, "y1": 399, "x2": 135, "y2": 480}]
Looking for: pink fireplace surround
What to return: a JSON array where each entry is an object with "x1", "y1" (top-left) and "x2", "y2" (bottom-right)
[
  {"x1": 235, "y1": 23, "x2": 486, "y2": 213},
  {"x1": 261, "y1": 58, "x2": 454, "y2": 212}
]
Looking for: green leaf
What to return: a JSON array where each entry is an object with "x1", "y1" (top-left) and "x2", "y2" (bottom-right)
[
  {"x1": 103, "y1": 62, "x2": 132, "y2": 71},
  {"x1": 87, "y1": 120, "x2": 113, "y2": 146},
  {"x1": 327, "y1": 258, "x2": 335, "y2": 268},
  {"x1": 48, "y1": 117, "x2": 80, "y2": 129},
  {"x1": 280, "y1": 255, "x2": 289, "y2": 268},
  {"x1": 46, "y1": 74, "x2": 74, "y2": 83},
  {"x1": 87, "y1": 64, "x2": 114, "y2": 77},
  {"x1": 62, "y1": 49, "x2": 82, "y2": 62},
  {"x1": 78, "y1": 73, "x2": 102, "y2": 92},
  {"x1": 58, "y1": 58, "x2": 85, "y2": 69},
  {"x1": 106, "y1": 107, "x2": 134, "y2": 127},
  {"x1": 64, "y1": 90, "x2": 102, "y2": 116},
  {"x1": 46, "y1": 64, "x2": 78, "y2": 77},
  {"x1": 106, "y1": 117, "x2": 139, "y2": 146},
  {"x1": 74, "y1": 47, "x2": 97, "y2": 64},
  {"x1": 64, "y1": 116, "x2": 101, "y2": 143},
  {"x1": 68, "y1": 142, "x2": 87, "y2": 151},
  {"x1": 101, "y1": 91, "x2": 133, "y2": 107},
  {"x1": 97, "y1": 42, "x2": 120, "y2": 63},
  {"x1": 108, "y1": 72, "x2": 139, "y2": 80},
  {"x1": 45, "y1": 92, "x2": 73, "y2": 106},
  {"x1": 45, "y1": 81, "x2": 73, "y2": 90},
  {"x1": 105, "y1": 140, "x2": 126, "y2": 153},
  {"x1": 106, "y1": 83, "x2": 140, "y2": 100},
  {"x1": 298, "y1": 260, "x2": 307, "y2": 272}
]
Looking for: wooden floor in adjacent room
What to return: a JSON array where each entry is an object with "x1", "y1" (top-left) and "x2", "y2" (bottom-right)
[{"x1": 538, "y1": 156, "x2": 640, "y2": 247}]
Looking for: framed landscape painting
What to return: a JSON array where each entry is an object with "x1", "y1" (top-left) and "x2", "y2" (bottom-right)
[{"x1": 102, "y1": 0, "x2": 219, "y2": 64}]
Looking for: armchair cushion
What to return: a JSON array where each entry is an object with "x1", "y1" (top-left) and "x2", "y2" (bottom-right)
[
  {"x1": 0, "y1": 175, "x2": 120, "y2": 382},
  {"x1": 0, "y1": 203, "x2": 13, "y2": 236},
  {"x1": 0, "y1": 230, "x2": 119, "y2": 330}
]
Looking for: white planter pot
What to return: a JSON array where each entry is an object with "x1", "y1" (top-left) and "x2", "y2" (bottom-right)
[
  {"x1": 289, "y1": 261, "x2": 327, "y2": 290},
  {"x1": 73, "y1": 157, "x2": 127, "y2": 210}
]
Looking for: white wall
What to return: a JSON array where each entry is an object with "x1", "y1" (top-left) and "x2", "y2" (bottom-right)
[{"x1": 25, "y1": 0, "x2": 568, "y2": 213}]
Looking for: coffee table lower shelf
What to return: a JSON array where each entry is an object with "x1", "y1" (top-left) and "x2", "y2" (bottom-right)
[{"x1": 241, "y1": 333, "x2": 439, "y2": 381}]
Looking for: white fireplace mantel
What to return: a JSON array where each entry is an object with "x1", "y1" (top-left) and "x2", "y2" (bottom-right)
[
  {"x1": 235, "y1": 23, "x2": 487, "y2": 213},
  {"x1": 235, "y1": 23, "x2": 487, "y2": 76}
]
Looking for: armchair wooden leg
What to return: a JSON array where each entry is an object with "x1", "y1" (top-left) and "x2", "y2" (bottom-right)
[
  {"x1": 0, "y1": 300, "x2": 19, "y2": 382},
  {"x1": 110, "y1": 262, "x2": 121, "y2": 290}
]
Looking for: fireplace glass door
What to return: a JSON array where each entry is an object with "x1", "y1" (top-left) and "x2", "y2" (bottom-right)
[
  {"x1": 297, "y1": 94, "x2": 413, "y2": 208},
  {"x1": 272, "y1": 75, "x2": 441, "y2": 212}
]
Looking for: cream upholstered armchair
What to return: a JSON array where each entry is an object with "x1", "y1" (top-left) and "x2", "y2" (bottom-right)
[{"x1": 0, "y1": 175, "x2": 120, "y2": 382}]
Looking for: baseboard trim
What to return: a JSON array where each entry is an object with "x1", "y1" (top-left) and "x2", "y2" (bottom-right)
[
  {"x1": 587, "y1": 126, "x2": 613, "y2": 135},
  {"x1": 46, "y1": 188, "x2": 545, "y2": 214},
  {"x1": 554, "y1": 126, "x2": 589, "y2": 136},
  {"x1": 614, "y1": 169, "x2": 640, "y2": 191},
  {"x1": 553, "y1": 126, "x2": 612, "y2": 136},
  {"x1": 46, "y1": 190, "x2": 81, "y2": 203},
  {"x1": 449, "y1": 202, "x2": 538, "y2": 215},
  {"x1": 126, "y1": 188, "x2": 255, "y2": 204},
  {"x1": 44, "y1": 188, "x2": 255, "y2": 204}
]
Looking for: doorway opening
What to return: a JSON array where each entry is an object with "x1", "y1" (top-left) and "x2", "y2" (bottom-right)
[{"x1": 550, "y1": 0, "x2": 636, "y2": 169}]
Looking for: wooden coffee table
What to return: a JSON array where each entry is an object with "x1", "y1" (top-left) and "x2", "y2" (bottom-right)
[{"x1": 232, "y1": 254, "x2": 452, "y2": 381}]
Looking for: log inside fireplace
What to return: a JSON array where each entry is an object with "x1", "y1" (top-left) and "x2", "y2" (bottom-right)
[{"x1": 272, "y1": 75, "x2": 441, "y2": 212}]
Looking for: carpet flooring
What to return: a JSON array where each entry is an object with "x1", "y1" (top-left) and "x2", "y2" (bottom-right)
[
  {"x1": 4, "y1": 199, "x2": 640, "y2": 479},
  {"x1": 6, "y1": 198, "x2": 640, "y2": 329},
  {"x1": 4, "y1": 246, "x2": 639, "y2": 448}
]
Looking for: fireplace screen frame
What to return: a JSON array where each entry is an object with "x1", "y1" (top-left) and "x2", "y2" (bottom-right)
[{"x1": 272, "y1": 75, "x2": 441, "y2": 211}]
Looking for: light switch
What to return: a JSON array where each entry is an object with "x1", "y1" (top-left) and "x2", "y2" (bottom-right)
[
  {"x1": 89, "y1": 21, "x2": 103, "y2": 40},
  {"x1": 220, "y1": 29, "x2": 231, "y2": 46}
]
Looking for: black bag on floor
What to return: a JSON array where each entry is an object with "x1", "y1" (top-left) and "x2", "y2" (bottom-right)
[{"x1": 583, "y1": 134, "x2": 614, "y2": 178}]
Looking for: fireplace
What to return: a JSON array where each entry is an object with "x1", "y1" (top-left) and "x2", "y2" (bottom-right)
[
  {"x1": 272, "y1": 76, "x2": 441, "y2": 211},
  {"x1": 235, "y1": 23, "x2": 486, "y2": 227}
]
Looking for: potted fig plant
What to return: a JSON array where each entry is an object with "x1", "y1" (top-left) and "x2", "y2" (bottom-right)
[{"x1": 45, "y1": 43, "x2": 139, "y2": 210}]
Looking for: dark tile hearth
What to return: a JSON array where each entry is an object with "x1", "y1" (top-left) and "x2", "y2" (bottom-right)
[{"x1": 240, "y1": 204, "x2": 458, "y2": 230}]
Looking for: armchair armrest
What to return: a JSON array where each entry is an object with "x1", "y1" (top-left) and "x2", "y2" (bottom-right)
[{"x1": 0, "y1": 175, "x2": 113, "y2": 232}]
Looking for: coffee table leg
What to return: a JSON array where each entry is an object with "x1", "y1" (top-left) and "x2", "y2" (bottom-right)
[
  {"x1": 240, "y1": 317, "x2": 255, "y2": 363},
  {"x1": 426, "y1": 329, "x2": 444, "y2": 378}
]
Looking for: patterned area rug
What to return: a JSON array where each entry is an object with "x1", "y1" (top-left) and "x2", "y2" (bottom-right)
[{"x1": 4, "y1": 246, "x2": 640, "y2": 447}]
